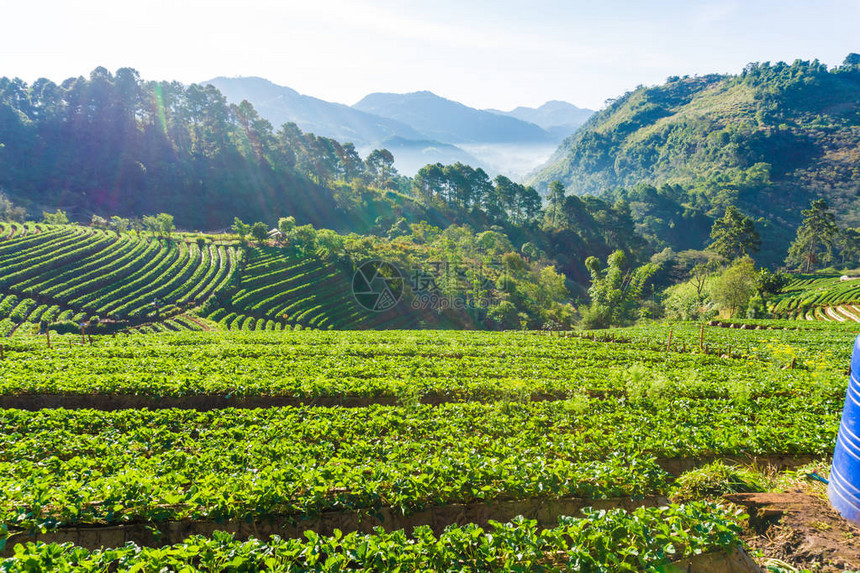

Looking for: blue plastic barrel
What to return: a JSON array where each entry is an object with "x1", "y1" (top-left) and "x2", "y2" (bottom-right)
[{"x1": 829, "y1": 335, "x2": 860, "y2": 523}]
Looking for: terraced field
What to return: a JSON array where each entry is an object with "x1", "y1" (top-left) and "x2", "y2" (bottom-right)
[
  {"x1": 0, "y1": 225, "x2": 418, "y2": 336},
  {"x1": 209, "y1": 246, "x2": 417, "y2": 331},
  {"x1": 0, "y1": 223, "x2": 240, "y2": 330},
  {"x1": 773, "y1": 274, "x2": 860, "y2": 322}
]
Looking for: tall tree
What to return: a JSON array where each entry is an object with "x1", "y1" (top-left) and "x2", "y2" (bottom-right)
[
  {"x1": 251, "y1": 221, "x2": 269, "y2": 244},
  {"x1": 707, "y1": 206, "x2": 761, "y2": 260},
  {"x1": 413, "y1": 163, "x2": 445, "y2": 204},
  {"x1": 517, "y1": 186, "x2": 542, "y2": 222},
  {"x1": 547, "y1": 180, "x2": 565, "y2": 227},
  {"x1": 365, "y1": 148, "x2": 396, "y2": 188},
  {"x1": 785, "y1": 199, "x2": 839, "y2": 272}
]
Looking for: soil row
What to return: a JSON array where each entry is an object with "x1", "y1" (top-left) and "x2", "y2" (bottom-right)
[
  {"x1": 4, "y1": 495, "x2": 667, "y2": 553},
  {"x1": 0, "y1": 392, "x2": 572, "y2": 410}
]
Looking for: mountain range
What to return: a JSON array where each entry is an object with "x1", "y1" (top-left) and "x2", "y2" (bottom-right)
[
  {"x1": 487, "y1": 100, "x2": 596, "y2": 140},
  {"x1": 206, "y1": 77, "x2": 593, "y2": 178},
  {"x1": 528, "y1": 55, "x2": 860, "y2": 265}
]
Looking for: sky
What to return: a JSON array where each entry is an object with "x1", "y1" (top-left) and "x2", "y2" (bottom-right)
[{"x1": 1, "y1": 0, "x2": 858, "y2": 111}]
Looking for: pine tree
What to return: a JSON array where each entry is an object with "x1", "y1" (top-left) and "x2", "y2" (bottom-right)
[
  {"x1": 707, "y1": 206, "x2": 761, "y2": 260},
  {"x1": 786, "y1": 199, "x2": 839, "y2": 272}
]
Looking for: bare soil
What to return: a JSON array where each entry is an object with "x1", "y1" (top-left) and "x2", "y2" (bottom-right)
[{"x1": 726, "y1": 489, "x2": 860, "y2": 571}]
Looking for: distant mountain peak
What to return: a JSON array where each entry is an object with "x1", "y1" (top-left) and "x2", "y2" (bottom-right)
[
  {"x1": 487, "y1": 101, "x2": 594, "y2": 138},
  {"x1": 206, "y1": 76, "x2": 300, "y2": 98},
  {"x1": 354, "y1": 91, "x2": 555, "y2": 145}
]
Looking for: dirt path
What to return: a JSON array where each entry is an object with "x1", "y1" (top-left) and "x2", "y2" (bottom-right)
[{"x1": 727, "y1": 489, "x2": 860, "y2": 571}]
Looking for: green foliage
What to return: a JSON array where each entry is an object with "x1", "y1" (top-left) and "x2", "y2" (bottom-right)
[
  {"x1": 673, "y1": 462, "x2": 767, "y2": 502},
  {"x1": 756, "y1": 268, "x2": 790, "y2": 298},
  {"x1": 547, "y1": 180, "x2": 565, "y2": 227},
  {"x1": 707, "y1": 206, "x2": 761, "y2": 260},
  {"x1": 0, "y1": 192, "x2": 26, "y2": 222},
  {"x1": 583, "y1": 250, "x2": 657, "y2": 328},
  {"x1": 662, "y1": 280, "x2": 716, "y2": 321},
  {"x1": 365, "y1": 148, "x2": 396, "y2": 188},
  {"x1": 231, "y1": 217, "x2": 250, "y2": 242},
  {"x1": 785, "y1": 199, "x2": 839, "y2": 272},
  {"x1": 277, "y1": 216, "x2": 295, "y2": 236},
  {"x1": 41, "y1": 209, "x2": 69, "y2": 225},
  {"x1": 531, "y1": 56, "x2": 860, "y2": 263},
  {"x1": 708, "y1": 257, "x2": 757, "y2": 317},
  {"x1": 0, "y1": 504, "x2": 743, "y2": 572},
  {"x1": 250, "y1": 221, "x2": 269, "y2": 244},
  {"x1": 289, "y1": 224, "x2": 317, "y2": 255}
]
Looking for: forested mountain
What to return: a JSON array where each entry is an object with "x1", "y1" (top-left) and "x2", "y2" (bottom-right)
[
  {"x1": 207, "y1": 78, "x2": 493, "y2": 176},
  {"x1": 0, "y1": 68, "x2": 347, "y2": 230},
  {"x1": 206, "y1": 76, "x2": 425, "y2": 146},
  {"x1": 354, "y1": 91, "x2": 555, "y2": 145},
  {"x1": 0, "y1": 67, "x2": 651, "y2": 290},
  {"x1": 487, "y1": 100, "x2": 594, "y2": 139},
  {"x1": 530, "y1": 56, "x2": 860, "y2": 260}
]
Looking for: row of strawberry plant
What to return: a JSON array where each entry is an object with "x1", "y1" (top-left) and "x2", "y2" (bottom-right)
[
  {"x1": 0, "y1": 231, "x2": 116, "y2": 290},
  {"x1": 0, "y1": 329, "x2": 847, "y2": 399},
  {"x1": 0, "y1": 227, "x2": 69, "y2": 258},
  {"x1": 179, "y1": 245, "x2": 235, "y2": 304},
  {"x1": 0, "y1": 227, "x2": 80, "y2": 266},
  {"x1": 0, "y1": 397, "x2": 833, "y2": 533},
  {"x1": 225, "y1": 247, "x2": 370, "y2": 329},
  {"x1": 0, "y1": 503, "x2": 743, "y2": 572},
  {"x1": 70, "y1": 240, "x2": 179, "y2": 316},
  {"x1": 17, "y1": 234, "x2": 141, "y2": 297},
  {"x1": 115, "y1": 242, "x2": 202, "y2": 318},
  {"x1": 90, "y1": 241, "x2": 186, "y2": 317},
  {"x1": 609, "y1": 320, "x2": 855, "y2": 370},
  {"x1": 47, "y1": 238, "x2": 162, "y2": 305}
]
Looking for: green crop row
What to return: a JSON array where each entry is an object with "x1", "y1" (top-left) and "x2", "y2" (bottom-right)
[
  {"x1": 0, "y1": 503, "x2": 743, "y2": 572},
  {"x1": 0, "y1": 329, "x2": 848, "y2": 400},
  {"x1": 26, "y1": 235, "x2": 143, "y2": 298},
  {"x1": 0, "y1": 228, "x2": 68, "y2": 258},
  {"x1": 83, "y1": 241, "x2": 181, "y2": 315},
  {"x1": 609, "y1": 320, "x2": 856, "y2": 371},
  {"x1": 0, "y1": 231, "x2": 112, "y2": 288},
  {"x1": 0, "y1": 397, "x2": 834, "y2": 534},
  {"x1": 57, "y1": 239, "x2": 163, "y2": 306}
]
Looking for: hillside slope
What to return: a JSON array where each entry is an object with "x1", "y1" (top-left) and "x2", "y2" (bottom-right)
[
  {"x1": 0, "y1": 223, "x2": 472, "y2": 334},
  {"x1": 531, "y1": 58, "x2": 860, "y2": 232}
]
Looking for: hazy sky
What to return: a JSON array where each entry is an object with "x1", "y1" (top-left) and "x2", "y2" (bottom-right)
[{"x1": 2, "y1": 0, "x2": 857, "y2": 110}]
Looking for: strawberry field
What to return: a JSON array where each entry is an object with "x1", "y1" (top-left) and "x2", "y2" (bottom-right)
[{"x1": 0, "y1": 323, "x2": 855, "y2": 571}]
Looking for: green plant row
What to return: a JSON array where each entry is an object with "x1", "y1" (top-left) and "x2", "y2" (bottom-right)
[
  {"x1": 0, "y1": 329, "x2": 847, "y2": 400},
  {"x1": 81, "y1": 241, "x2": 181, "y2": 315},
  {"x1": 772, "y1": 274, "x2": 860, "y2": 318},
  {"x1": 0, "y1": 503, "x2": 743, "y2": 572},
  {"x1": 57, "y1": 239, "x2": 165, "y2": 309},
  {"x1": 0, "y1": 228, "x2": 69, "y2": 258},
  {"x1": 225, "y1": 247, "x2": 368, "y2": 329},
  {"x1": 0, "y1": 228, "x2": 240, "y2": 322},
  {"x1": 0, "y1": 230, "x2": 114, "y2": 289},
  {"x1": 609, "y1": 320, "x2": 856, "y2": 371},
  {"x1": 26, "y1": 235, "x2": 145, "y2": 298},
  {"x1": 113, "y1": 242, "x2": 199, "y2": 317},
  {"x1": 0, "y1": 396, "x2": 838, "y2": 534}
]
